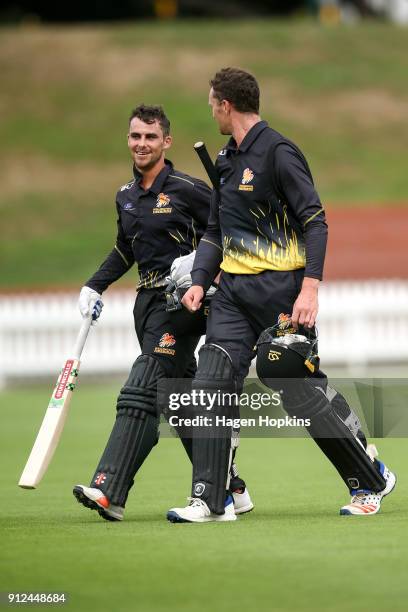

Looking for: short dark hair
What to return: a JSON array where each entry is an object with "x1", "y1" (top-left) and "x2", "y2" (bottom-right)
[
  {"x1": 129, "y1": 104, "x2": 170, "y2": 136},
  {"x1": 210, "y1": 68, "x2": 260, "y2": 114}
]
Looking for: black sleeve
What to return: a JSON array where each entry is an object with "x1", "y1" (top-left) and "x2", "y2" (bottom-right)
[
  {"x1": 85, "y1": 201, "x2": 135, "y2": 293},
  {"x1": 191, "y1": 189, "x2": 223, "y2": 291},
  {"x1": 188, "y1": 178, "x2": 212, "y2": 229},
  {"x1": 274, "y1": 143, "x2": 328, "y2": 280}
]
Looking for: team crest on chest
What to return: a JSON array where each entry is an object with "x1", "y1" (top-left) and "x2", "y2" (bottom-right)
[
  {"x1": 153, "y1": 193, "x2": 172, "y2": 214},
  {"x1": 239, "y1": 168, "x2": 254, "y2": 191}
]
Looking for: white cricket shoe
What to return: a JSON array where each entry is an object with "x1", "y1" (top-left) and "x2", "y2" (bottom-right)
[
  {"x1": 232, "y1": 488, "x2": 254, "y2": 515},
  {"x1": 340, "y1": 462, "x2": 396, "y2": 516},
  {"x1": 229, "y1": 475, "x2": 254, "y2": 515},
  {"x1": 73, "y1": 485, "x2": 124, "y2": 522},
  {"x1": 167, "y1": 495, "x2": 237, "y2": 523}
]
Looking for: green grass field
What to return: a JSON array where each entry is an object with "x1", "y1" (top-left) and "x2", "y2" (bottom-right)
[
  {"x1": 1, "y1": 19, "x2": 408, "y2": 609},
  {"x1": 1, "y1": 382, "x2": 407, "y2": 611},
  {"x1": 1, "y1": 19, "x2": 408, "y2": 288}
]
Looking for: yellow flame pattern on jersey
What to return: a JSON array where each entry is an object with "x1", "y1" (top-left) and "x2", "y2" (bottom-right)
[
  {"x1": 138, "y1": 270, "x2": 162, "y2": 289},
  {"x1": 220, "y1": 206, "x2": 306, "y2": 274}
]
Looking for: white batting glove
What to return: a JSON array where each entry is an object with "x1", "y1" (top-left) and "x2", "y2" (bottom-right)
[{"x1": 78, "y1": 286, "x2": 104, "y2": 323}]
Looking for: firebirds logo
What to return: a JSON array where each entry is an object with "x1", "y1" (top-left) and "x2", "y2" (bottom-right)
[
  {"x1": 154, "y1": 333, "x2": 176, "y2": 355},
  {"x1": 276, "y1": 313, "x2": 296, "y2": 336},
  {"x1": 278, "y1": 313, "x2": 292, "y2": 330},
  {"x1": 153, "y1": 193, "x2": 172, "y2": 214},
  {"x1": 156, "y1": 193, "x2": 170, "y2": 207},
  {"x1": 239, "y1": 168, "x2": 254, "y2": 191},
  {"x1": 242, "y1": 168, "x2": 254, "y2": 184},
  {"x1": 159, "y1": 333, "x2": 176, "y2": 348}
]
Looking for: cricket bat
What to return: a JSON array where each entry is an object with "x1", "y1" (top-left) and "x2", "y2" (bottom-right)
[
  {"x1": 18, "y1": 316, "x2": 93, "y2": 489},
  {"x1": 194, "y1": 141, "x2": 220, "y2": 190}
]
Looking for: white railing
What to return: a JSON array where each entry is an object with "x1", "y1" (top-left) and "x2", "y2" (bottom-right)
[
  {"x1": 0, "y1": 281, "x2": 407, "y2": 387},
  {"x1": 318, "y1": 280, "x2": 408, "y2": 367}
]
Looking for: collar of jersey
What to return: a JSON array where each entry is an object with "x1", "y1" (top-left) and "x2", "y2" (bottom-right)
[
  {"x1": 225, "y1": 120, "x2": 269, "y2": 154},
  {"x1": 132, "y1": 159, "x2": 173, "y2": 195}
]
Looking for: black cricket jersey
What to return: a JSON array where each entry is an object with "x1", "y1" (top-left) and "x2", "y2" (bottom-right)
[
  {"x1": 191, "y1": 121, "x2": 328, "y2": 291},
  {"x1": 86, "y1": 160, "x2": 211, "y2": 292}
]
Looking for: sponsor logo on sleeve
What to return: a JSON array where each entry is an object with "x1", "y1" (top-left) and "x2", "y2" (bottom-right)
[{"x1": 120, "y1": 180, "x2": 135, "y2": 191}]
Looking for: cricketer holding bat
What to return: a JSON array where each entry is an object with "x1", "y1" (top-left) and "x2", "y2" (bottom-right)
[
  {"x1": 167, "y1": 68, "x2": 396, "y2": 523},
  {"x1": 73, "y1": 104, "x2": 253, "y2": 521}
]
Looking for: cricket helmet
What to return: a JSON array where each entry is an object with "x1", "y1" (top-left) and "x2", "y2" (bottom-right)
[{"x1": 256, "y1": 319, "x2": 319, "y2": 384}]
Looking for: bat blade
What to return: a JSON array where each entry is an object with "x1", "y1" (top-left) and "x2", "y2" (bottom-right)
[{"x1": 18, "y1": 358, "x2": 80, "y2": 489}]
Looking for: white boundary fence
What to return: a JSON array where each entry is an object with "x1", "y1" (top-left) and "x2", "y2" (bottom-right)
[{"x1": 1, "y1": 280, "x2": 408, "y2": 387}]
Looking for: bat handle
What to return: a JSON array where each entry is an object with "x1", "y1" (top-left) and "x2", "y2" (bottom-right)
[
  {"x1": 194, "y1": 141, "x2": 220, "y2": 190},
  {"x1": 72, "y1": 316, "x2": 93, "y2": 361}
]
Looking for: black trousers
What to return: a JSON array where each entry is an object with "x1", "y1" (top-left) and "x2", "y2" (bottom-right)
[
  {"x1": 205, "y1": 269, "x2": 324, "y2": 382},
  {"x1": 134, "y1": 287, "x2": 206, "y2": 378}
]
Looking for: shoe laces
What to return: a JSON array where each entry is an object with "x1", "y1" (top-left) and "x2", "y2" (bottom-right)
[
  {"x1": 351, "y1": 491, "x2": 379, "y2": 505},
  {"x1": 187, "y1": 497, "x2": 208, "y2": 509}
]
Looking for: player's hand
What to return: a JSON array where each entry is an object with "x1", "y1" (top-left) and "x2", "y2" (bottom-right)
[
  {"x1": 182, "y1": 285, "x2": 204, "y2": 312},
  {"x1": 78, "y1": 286, "x2": 104, "y2": 324},
  {"x1": 291, "y1": 278, "x2": 319, "y2": 329}
]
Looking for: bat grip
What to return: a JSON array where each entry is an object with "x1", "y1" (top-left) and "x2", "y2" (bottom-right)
[
  {"x1": 72, "y1": 316, "x2": 93, "y2": 360},
  {"x1": 194, "y1": 142, "x2": 220, "y2": 190}
]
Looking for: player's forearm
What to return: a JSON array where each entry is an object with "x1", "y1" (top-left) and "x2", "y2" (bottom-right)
[
  {"x1": 303, "y1": 220, "x2": 328, "y2": 280},
  {"x1": 86, "y1": 246, "x2": 134, "y2": 293},
  {"x1": 191, "y1": 234, "x2": 223, "y2": 291}
]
